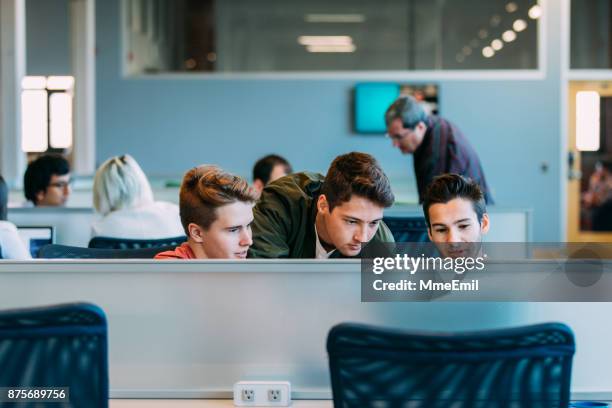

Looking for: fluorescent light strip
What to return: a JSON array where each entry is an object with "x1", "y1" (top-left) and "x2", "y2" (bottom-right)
[
  {"x1": 298, "y1": 35, "x2": 353, "y2": 46},
  {"x1": 306, "y1": 44, "x2": 356, "y2": 53},
  {"x1": 576, "y1": 91, "x2": 600, "y2": 152},
  {"x1": 305, "y1": 14, "x2": 365, "y2": 23}
]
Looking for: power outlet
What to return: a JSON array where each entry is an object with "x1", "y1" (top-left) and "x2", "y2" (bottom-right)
[
  {"x1": 233, "y1": 381, "x2": 291, "y2": 406},
  {"x1": 242, "y1": 389, "x2": 255, "y2": 402}
]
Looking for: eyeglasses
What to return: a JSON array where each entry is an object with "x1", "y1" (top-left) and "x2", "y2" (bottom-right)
[{"x1": 48, "y1": 180, "x2": 72, "y2": 189}]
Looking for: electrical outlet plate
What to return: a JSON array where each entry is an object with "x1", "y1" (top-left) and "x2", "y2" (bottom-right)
[{"x1": 233, "y1": 381, "x2": 291, "y2": 406}]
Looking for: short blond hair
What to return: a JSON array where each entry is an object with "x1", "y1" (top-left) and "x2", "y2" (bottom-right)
[
  {"x1": 93, "y1": 154, "x2": 154, "y2": 215},
  {"x1": 179, "y1": 165, "x2": 257, "y2": 232}
]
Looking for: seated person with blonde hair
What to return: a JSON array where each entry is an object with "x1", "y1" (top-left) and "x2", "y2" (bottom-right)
[
  {"x1": 155, "y1": 165, "x2": 258, "y2": 259},
  {"x1": 92, "y1": 154, "x2": 184, "y2": 239}
]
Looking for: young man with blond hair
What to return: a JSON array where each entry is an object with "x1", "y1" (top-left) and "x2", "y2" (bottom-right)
[{"x1": 155, "y1": 165, "x2": 258, "y2": 259}]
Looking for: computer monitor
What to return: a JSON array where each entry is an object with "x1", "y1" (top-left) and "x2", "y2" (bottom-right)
[
  {"x1": 353, "y1": 83, "x2": 439, "y2": 133},
  {"x1": 17, "y1": 226, "x2": 55, "y2": 258}
]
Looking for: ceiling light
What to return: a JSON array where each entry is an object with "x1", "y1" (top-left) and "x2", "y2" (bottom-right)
[
  {"x1": 528, "y1": 4, "x2": 542, "y2": 19},
  {"x1": 298, "y1": 35, "x2": 353, "y2": 46},
  {"x1": 513, "y1": 19, "x2": 527, "y2": 32},
  {"x1": 491, "y1": 39, "x2": 504, "y2": 50},
  {"x1": 502, "y1": 30, "x2": 517, "y2": 42},
  {"x1": 478, "y1": 29, "x2": 489, "y2": 39},
  {"x1": 305, "y1": 14, "x2": 365, "y2": 23},
  {"x1": 306, "y1": 44, "x2": 356, "y2": 53},
  {"x1": 505, "y1": 2, "x2": 518, "y2": 13},
  {"x1": 482, "y1": 47, "x2": 495, "y2": 58}
]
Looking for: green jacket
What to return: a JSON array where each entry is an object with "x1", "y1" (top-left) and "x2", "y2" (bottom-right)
[{"x1": 249, "y1": 172, "x2": 395, "y2": 258}]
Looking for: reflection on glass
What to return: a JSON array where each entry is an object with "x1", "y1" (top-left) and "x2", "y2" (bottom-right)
[
  {"x1": 571, "y1": 0, "x2": 611, "y2": 69},
  {"x1": 124, "y1": 0, "x2": 540, "y2": 73}
]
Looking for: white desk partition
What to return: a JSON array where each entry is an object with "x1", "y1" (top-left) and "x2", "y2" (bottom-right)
[
  {"x1": 7, "y1": 207, "x2": 95, "y2": 247},
  {"x1": 385, "y1": 205, "x2": 532, "y2": 242},
  {"x1": 0, "y1": 260, "x2": 609, "y2": 400}
]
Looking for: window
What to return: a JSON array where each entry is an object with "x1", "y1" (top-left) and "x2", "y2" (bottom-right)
[
  {"x1": 570, "y1": 0, "x2": 612, "y2": 69},
  {"x1": 21, "y1": 76, "x2": 74, "y2": 153},
  {"x1": 124, "y1": 0, "x2": 541, "y2": 74}
]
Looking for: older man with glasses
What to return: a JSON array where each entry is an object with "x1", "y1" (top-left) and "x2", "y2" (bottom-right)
[
  {"x1": 385, "y1": 95, "x2": 493, "y2": 205},
  {"x1": 23, "y1": 153, "x2": 72, "y2": 206}
]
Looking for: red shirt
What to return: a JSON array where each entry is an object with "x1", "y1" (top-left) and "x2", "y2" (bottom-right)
[{"x1": 154, "y1": 242, "x2": 196, "y2": 260}]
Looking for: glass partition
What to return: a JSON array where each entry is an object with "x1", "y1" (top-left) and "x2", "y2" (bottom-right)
[
  {"x1": 124, "y1": 0, "x2": 541, "y2": 74},
  {"x1": 570, "y1": 0, "x2": 612, "y2": 69}
]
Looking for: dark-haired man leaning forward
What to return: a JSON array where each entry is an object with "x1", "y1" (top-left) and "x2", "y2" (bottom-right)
[{"x1": 249, "y1": 152, "x2": 395, "y2": 258}]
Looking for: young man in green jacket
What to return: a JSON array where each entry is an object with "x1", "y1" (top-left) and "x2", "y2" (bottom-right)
[{"x1": 249, "y1": 152, "x2": 395, "y2": 258}]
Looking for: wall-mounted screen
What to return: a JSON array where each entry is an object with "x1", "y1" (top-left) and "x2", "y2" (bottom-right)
[{"x1": 354, "y1": 83, "x2": 439, "y2": 134}]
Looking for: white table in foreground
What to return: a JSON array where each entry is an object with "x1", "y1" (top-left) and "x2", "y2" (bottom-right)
[{"x1": 110, "y1": 400, "x2": 333, "y2": 408}]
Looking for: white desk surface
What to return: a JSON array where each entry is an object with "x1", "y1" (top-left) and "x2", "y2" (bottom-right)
[{"x1": 110, "y1": 400, "x2": 332, "y2": 407}]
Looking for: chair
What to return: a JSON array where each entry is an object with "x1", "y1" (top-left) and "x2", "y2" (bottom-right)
[
  {"x1": 38, "y1": 244, "x2": 176, "y2": 259},
  {"x1": 327, "y1": 322, "x2": 575, "y2": 408},
  {"x1": 88, "y1": 235, "x2": 187, "y2": 249},
  {"x1": 0, "y1": 302, "x2": 108, "y2": 408},
  {"x1": 383, "y1": 217, "x2": 429, "y2": 243}
]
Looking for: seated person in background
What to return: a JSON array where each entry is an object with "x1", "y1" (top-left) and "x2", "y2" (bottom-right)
[
  {"x1": 252, "y1": 154, "x2": 293, "y2": 195},
  {"x1": 23, "y1": 153, "x2": 71, "y2": 206},
  {"x1": 422, "y1": 174, "x2": 489, "y2": 258},
  {"x1": 249, "y1": 152, "x2": 395, "y2": 258},
  {"x1": 0, "y1": 176, "x2": 31, "y2": 259},
  {"x1": 155, "y1": 165, "x2": 258, "y2": 259},
  {"x1": 92, "y1": 154, "x2": 184, "y2": 239}
]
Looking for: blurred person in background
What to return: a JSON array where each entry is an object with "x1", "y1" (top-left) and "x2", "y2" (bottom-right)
[
  {"x1": 23, "y1": 153, "x2": 71, "y2": 206},
  {"x1": 252, "y1": 154, "x2": 293, "y2": 196},
  {"x1": 91, "y1": 154, "x2": 184, "y2": 239},
  {"x1": 0, "y1": 176, "x2": 31, "y2": 259}
]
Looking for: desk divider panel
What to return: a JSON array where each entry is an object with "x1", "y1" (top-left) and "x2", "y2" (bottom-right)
[{"x1": 0, "y1": 260, "x2": 607, "y2": 399}]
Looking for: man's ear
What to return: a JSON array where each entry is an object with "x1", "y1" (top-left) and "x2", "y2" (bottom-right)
[
  {"x1": 35, "y1": 190, "x2": 45, "y2": 204},
  {"x1": 317, "y1": 194, "x2": 329, "y2": 215},
  {"x1": 188, "y1": 223, "x2": 205, "y2": 243},
  {"x1": 480, "y1": 213, "x2": 490, "y2": 235},
  {"x1": 252, "y1": 179, "x2": 264, "y2": 195}
]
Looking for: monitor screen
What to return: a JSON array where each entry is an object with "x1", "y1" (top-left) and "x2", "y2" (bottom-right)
[
  {"x1": 17, "y1": 226, "x2": 54, "y2": 258},
  {"x1": 354, "y1": 83, "x2": 439, "y2": 133}
]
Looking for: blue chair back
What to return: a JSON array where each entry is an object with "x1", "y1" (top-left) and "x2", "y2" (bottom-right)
[
  {"x1": 38, "y1": 244, "x2": 175, "y2": 259},
  {"x1": 327, "y1": 322, "x2": 575, "y2": 408},
  {"x1": 0, "y1": 302, "x2": 108, "y2": 407},
  {"x1": 383, "y1": 216, "x2": 429, "y2": 242},
  {"x1": 88, "y1": 235, "x2": 187, "y2": 249}
]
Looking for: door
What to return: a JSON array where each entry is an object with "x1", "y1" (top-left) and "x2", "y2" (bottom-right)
[{"x1": 567, "y1": 81, "x2": 612, "y2": 242}]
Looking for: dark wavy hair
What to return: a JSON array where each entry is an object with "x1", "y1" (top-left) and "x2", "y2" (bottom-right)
[
  {"x1": 422, "y1": 174, "x2": 487, "y2": 227},
  {"x1": 321, "y1": 152, "x2": 395, "y2": 211},
  {"x1": 23, "y1": 154, "x2": 70, "y2": 204}
]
